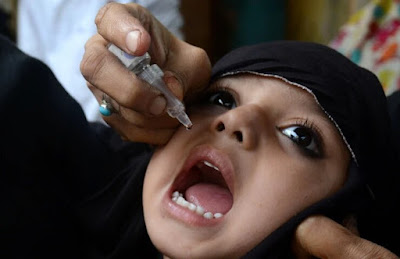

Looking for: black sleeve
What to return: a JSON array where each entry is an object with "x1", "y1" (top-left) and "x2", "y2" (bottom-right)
[
  {"x1": 0, "y1": 35, "x2": 158, "y2": 258},
  {"x1": 388, "y1": 90, "x2": 400, "y2": 160}
]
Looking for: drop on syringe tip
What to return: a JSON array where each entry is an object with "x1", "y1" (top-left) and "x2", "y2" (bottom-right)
[{"x1": 176, "y1": 112, "x2": 193, "y2": 130}]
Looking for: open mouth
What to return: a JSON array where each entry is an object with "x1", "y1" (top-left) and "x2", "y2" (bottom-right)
[{"x1": 170, "y1": 146, "x2": 234, "y2": 220}]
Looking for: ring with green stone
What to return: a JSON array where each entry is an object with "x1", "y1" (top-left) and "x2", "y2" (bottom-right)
[{"x1": 99, "y1": 93, "x2": 114, "y2": 116}]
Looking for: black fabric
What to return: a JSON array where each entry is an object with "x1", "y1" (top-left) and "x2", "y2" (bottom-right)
[
  {"x1": 388, "y1": 90, "x2": 400, "y2": 161},
  {"x1": 0, "y1": 35, "x2": 158, "y2": 258},
  {"x1": 211, "y1": 41, "x2": 400, "y2": 257}
]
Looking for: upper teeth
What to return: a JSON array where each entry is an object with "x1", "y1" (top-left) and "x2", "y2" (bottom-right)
[
  {"x1": 203, "y1": 161, "x2": 219, "y2": 171},
  {"x1": 172, "y1": 191, "x2": 224, "y2": 219}
]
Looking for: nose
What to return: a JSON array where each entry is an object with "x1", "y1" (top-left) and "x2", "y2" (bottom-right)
[{"x1": 211, "y1": 104, "x2": 263, "y2": 149}]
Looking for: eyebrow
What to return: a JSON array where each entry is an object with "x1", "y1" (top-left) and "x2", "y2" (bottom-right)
[
  {"x1": 310, "y1": 103, "x2": 336, "y2": 130},
  {"x1": 288, "y1": 88, "x2": 338, "y2": 132},
  {"x1": 210, "y1": 81, "x2": 230, "y2": 89},
  {"x1": 311, "y1": 111, "x2": 337, "y2": 133}
]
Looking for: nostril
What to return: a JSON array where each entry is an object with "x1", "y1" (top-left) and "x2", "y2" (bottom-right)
[
  {"x1": 234, "y1": 131, "x2": 243, "y2": 142},
  {"x1": 215, "y1": 122, "x2": 243, "y2": 143},
  {"x1": 216, "y1": 122, "x2": 225, "y2": 131}
]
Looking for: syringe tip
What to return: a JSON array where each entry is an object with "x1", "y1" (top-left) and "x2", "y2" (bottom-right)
[{"x1": 176, "y1": 112, "x2": 193, "y2": 130}]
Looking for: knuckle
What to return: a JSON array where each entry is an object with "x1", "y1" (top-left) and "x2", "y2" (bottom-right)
[
  {"x1": 126, "y1": 2, "x2": 150, "y2": 18},
  {"x1": 128, "y1": 2, "x2": 143, "y2": 8},
  {"x1": 189, "y1": 47, "x2": 211, "y2": 78},
  {"x1": 95, "y1": 2, "x2": 118, "y2": 27},
  {"x1": 188, "y1": 47, "x2": 208, "y2": 66},
  {"x1": 120, "y1": 80, "x2": 155, "y2": 108},
  {"x1": 86, "y1": 82, "x2": 96, "y2": 92},
  {"x1": 118, "y1": 88, "x2": 142, "y2": 107},
  {"x1": 186, "y1": 47, "x2": 211, "y2": 89},
  {"x1": 84, "y1": 35, "x2": 98, "y2": 51},
  {"x1": 83, "y1": 39, "x2": 91, "y2": 52},
  {"x1": 194, "y1": 47, "x2": 209, "y2": 62},
  {"x1": 119, "y1": 107, "x2": 146, "y2": 125},
  {"x1": 125, "y1": 2, "x2": 142, "y2": 10},
  {"x1": 80, "y1": 47, "x2": 108, "y2": 84}
]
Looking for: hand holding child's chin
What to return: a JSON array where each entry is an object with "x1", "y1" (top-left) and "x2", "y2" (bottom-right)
[
  {"x1": 293, "y1": 215, "x2": 398, "y2": 259},
  {"x1": 80, "y1": 2, "x2": 211, "y2": 144}
]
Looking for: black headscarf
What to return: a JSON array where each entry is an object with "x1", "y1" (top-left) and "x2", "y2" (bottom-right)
[{"x1": 211, "y1": 41, "x2": 400, "y2": 258}]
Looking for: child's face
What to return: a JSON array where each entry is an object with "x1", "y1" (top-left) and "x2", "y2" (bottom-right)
[{"x1": 143, "y1": 75, "x2": 350, "y2": 258}]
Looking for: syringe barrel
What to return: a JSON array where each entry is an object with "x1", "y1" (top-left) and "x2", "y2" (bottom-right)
[
  {"x1": 137, "y1": 65, "x2": 185, "y2": 116},
  {"x1": 108, "y1": 44, "x2": 151, "y2": 73},
  {"x1": 108, "y1": 44, "x2": 193, "y2": 128}
]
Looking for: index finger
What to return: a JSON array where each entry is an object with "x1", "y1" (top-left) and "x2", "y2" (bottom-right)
[
  {"x1": 81, "y1": 34, "x2": 167, "y2": 115},
  {"x1": 95, "y1": 2, "x2": 151, "y2": 56},
  {"x1": 294, "y1": 215, "x2": 399, "y2": 259}
]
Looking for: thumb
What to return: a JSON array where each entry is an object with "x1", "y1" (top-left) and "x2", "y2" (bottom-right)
[
  {"x1": 293, "y1": 215, "x2": 399, "y2": 259},
  {"x1": 95, "y1": 2, "x2": 151, "y2": 56}
]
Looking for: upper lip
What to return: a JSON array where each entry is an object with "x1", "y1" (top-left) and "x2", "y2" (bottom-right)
[{"x1": 171, "y1": 144, "x2": 235, "y2": 198}]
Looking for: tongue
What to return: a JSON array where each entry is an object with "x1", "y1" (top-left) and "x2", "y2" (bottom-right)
[{"x1": 185, "y1": 183, "x2": 233, "y2": 214}]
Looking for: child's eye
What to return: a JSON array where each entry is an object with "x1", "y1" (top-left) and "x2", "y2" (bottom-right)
[
  {"x1": 207, "y1": 90, "x2": 237, "y2": 109},
  {"x1": 281, "y1": 126, "x2": 321, "y2": 157}
]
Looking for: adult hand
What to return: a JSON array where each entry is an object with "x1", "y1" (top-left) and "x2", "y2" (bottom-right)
[
  {"x1": 80, "y1": 2, "x2": 211, "y2": 144},
  {"x1": 293, "y1": 215, "x2": 399, "y2": 259}
]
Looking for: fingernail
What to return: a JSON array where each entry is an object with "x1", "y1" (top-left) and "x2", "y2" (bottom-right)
[
  {"x1": 126, "y1": 30, "x2": 141, "y2": 53},
  {"x1": 149, "y1": 96, "x2": 167, "y2": 115}
]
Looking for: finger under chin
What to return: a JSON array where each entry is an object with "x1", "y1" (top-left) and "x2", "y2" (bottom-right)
[
  {"x1": 293, "y1": 215, "x2": 399, "y2": 259},
  {"x1": 103, "y1": 114, "x2": 177, "y2": 145}
]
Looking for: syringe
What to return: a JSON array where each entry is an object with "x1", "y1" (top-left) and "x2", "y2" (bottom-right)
[{"x1": 108, "y1": 44, "x2": 192, "y2": 129}]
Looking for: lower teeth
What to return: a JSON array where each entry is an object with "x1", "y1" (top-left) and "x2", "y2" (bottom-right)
[{"x1": 172, "y1": 191, "x2": 224, "y2": 219}]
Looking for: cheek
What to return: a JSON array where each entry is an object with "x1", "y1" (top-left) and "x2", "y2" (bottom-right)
[
  {"x1": 237, "y1": 160, "x2": 342, "y2": 240},
  {"x1": 143, "y1": 121, "x2": 209, "y2": 200},
  {"x1": 143, "y1": 148, "x2": 169, "y2": 213},
  {"x1": 144, "y1": 147, "x2": 169, "y2": 190},
  {"x1": 250, "y1": 163, "x2": 314, "y2": 215},
  {"x1": 143, "y1": 108, "x2": 218, "y2": 201}
]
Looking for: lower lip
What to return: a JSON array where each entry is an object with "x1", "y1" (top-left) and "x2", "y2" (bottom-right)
[{"x1": 162, "y1": 192, "x2": 224, "y2": 227}]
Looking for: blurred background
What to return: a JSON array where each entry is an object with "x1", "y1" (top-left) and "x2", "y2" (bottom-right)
[
  {"x1": 1, "y1": 0, "x2": 369, "y2": 64},
  {"x1": 8, "y1": 0, "x2": 400, "y2": 122},
  {"x1": 181, "y1": 0, "x2": 369, "y2": 63}
]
